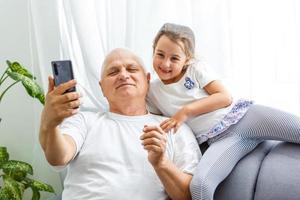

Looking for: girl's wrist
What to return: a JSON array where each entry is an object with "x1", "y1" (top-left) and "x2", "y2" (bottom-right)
[{"x1": 182, "y1": 105, "x2": 192, "y2": 118}]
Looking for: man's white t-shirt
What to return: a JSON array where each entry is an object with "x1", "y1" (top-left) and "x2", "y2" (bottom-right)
[
  {"x1": 58, "y1": 111, "x2": 201, "y2": 200},
  {"x1": 147, "y1": 61, "x2": 234, "y2": 139}
]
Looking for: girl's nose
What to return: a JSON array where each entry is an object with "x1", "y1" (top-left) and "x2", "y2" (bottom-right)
[{"x1": 161, "y1": 58, "x2": 171, "y2": 68}]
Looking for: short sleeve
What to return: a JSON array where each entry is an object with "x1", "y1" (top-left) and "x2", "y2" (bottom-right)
[
  {"x1": 59, "y1": 112, "x2": 95, "y2": 158},
  {"x1": 192, "y1": 61, "x2": 218, "y2": 88},
  {"x1": 50, "y1": 112, "x2": 90, "y2": 170},
  {"x1": 172, "y1": 124, "x2": 201, "y2": 174}
]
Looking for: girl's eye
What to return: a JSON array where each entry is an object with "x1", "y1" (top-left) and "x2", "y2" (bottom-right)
[{"x1": 171, "y1": 57, "x2": 180, "y2": 61}]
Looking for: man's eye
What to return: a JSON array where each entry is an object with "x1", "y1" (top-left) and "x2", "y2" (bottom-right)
[
  {"x1": 127, "y1": 68, "x2": 138, "y2": 72},
  {"x1": 107, "y1": 71, "x2": 118, "y2": 76}
]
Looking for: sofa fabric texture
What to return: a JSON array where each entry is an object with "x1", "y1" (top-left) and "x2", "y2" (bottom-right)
[{"x1": 215, "y1": 141, "x2": 300, "y2": 200}]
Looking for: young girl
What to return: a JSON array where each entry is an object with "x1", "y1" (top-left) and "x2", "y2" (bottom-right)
[{"x1": 147, "y1": 23, "x2": 300, "y2": 200}]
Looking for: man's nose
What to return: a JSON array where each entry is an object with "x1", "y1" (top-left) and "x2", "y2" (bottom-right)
[{"x1": 118, "y1": 68, "x2": 129, "y2": 80}]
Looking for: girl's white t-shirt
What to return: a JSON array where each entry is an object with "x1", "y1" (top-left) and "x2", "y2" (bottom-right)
[{"x1": 147, "y1": 61, "x2": 234, "y2": 139}]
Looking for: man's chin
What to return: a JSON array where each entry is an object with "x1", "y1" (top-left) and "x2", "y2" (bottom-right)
[{"x1": 116, "y1": 89, "x2": 135, "y2": 97}]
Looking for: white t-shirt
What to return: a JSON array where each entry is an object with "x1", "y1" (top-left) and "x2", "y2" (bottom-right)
[
  {"x1": 147, "y1": 61, "x2": 234, "y2": 138},
  {"x1": 58, "y1": 111, "x2": 201, "y2": 200}
]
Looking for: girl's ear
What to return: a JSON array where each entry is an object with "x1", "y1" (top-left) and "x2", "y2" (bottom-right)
[{"x1": 183, "y1": 57, "x2": 192, "y2": 69}]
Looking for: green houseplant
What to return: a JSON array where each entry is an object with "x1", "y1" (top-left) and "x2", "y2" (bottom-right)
[{"x1": 0, "y1": 61, "x2": 55, "y2": 199}]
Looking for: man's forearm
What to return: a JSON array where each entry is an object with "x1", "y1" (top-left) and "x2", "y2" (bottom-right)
[
  {"x1": 39, "y1": 125, "x2": 75, "y2": 166},
  {"x1": 153, "y1": 158, "x2": 192, "y2": 200}
]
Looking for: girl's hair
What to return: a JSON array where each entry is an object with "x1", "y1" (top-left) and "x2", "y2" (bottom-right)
[{"x1": 153, "y1": 23, "x2": 195, "y2": 61}]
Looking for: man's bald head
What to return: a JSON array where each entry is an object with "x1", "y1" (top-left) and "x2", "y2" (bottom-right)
[{"x1": 100, "y1": 48, "x2": 147, "y2": 79}]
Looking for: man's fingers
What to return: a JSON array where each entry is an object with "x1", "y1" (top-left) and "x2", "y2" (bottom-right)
[
  {"x1": 143, "y1": 125, "x2": 164, "y2": 134},
  {"x1": 53, "y1": 79, "x2": 77, "y2": 95},
  {"x1": 59, "y1": 92, "x2": 81, "y2": 103},
  {"x1": 140, "y1": 131, "x2": 163, "y2": 141},
  {"x1": 48, "y1": 76, "x2": 55, "y2": 93},
  {"x1": 142, "y1": 137, "x2": 166, "y2": 146},
  {"x1": 62, "y1": 100, "x2": 81, "y2": 110},
  {"x1": 60, "y1": 109, "x2": 79, "y2": 118},
  {"x1": 143, "y1": 145, "x2": 164, "y2": 153}
]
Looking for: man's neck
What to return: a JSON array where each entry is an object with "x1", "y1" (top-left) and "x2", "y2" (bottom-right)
[{"x1": 109, "y1": 99, "x2": 147, "y2": 116}]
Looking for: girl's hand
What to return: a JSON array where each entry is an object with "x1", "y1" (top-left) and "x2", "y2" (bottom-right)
[{"x1": 160, "y1": 107, "x2": 189, "y2": 133}]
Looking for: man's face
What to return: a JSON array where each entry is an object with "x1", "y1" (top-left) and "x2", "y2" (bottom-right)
[{"x1": 100, "y1": 50, "x2": 150, "y2": 103}]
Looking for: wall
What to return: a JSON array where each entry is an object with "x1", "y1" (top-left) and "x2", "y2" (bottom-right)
[{"x1": 0, "y1": 0, "x2": 62, "y2": 199}]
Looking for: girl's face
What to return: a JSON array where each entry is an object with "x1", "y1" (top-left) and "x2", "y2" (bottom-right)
[{"x1": 153, "y1": 35, "x2": 188, "y2": 84}]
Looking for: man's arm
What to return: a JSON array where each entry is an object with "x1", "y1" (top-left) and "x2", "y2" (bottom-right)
[
  {"x1": 39, "y1": 76, "x2": 81, "y2": 166},
  {"x1": 39, "y1": 125, "x2": 76, "y2": 166},
  {"x1": 141, "y1": 125, "x2": 193, "y2": 200},
  {"x1": 153, "y1": 159, "x2": 192, "y2": 200}
]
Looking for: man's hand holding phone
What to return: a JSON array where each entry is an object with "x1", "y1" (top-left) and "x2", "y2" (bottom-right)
[
  {"x1": 39, "y1": 67, "x2": 80, "y2": 165},
  {"x1": 51, "y1": 60, "x2": 76, "y2": 93},
  {"x1": 41, "y1": 60, "x2": 81, "y2": 130},
  {"x1": 42, "y1": 76, "x2": 81, "y2": 129}
]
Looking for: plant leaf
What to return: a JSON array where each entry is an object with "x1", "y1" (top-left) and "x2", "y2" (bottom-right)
[
  {"x1": 6, "y1": 70, "x2": 45, "y2": 105},
  {"x1": 2, "y1": 160, "x2": 33, "y2": 176},
  {"x1": 11, "y1": 171, "x2": 28, "y2": 182},
  {"x1": 6, "y1": 60, "x2": 35, "y2": 80},
  {"x1": 24, "y1": 178, "x2": 55, "y2": 193},
  {"x1": 0, "y1": 147, "x2": 9, "y2": 167},
  {"x1": 31, "y1": 189, "x2": 40, "y2": 200},
  {"x1": 2, "y1": 175, "x2": 25, "y2": 200},
  {"x1": 0, "y1": 187, "x2": 11, "y2": 200}
]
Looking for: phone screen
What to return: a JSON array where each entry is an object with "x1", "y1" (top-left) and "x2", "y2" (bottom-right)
[{"x1": 51, "y1": 60, "x2": 76, "y2": 93}]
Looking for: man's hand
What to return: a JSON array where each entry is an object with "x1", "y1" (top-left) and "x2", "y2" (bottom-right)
[
  {"x1": 39, "y1": 76, "x2": 80, "y2": 165},
  {"x1": 160, "y1": 107, "x2": 189, "y2": 133},
  {"x1": 141, "y1": 125, "x2": 193, "y2": 200},
  {"x1": 41, "y1": 76, "x2": 81, "y2": 130},
  {"x1": 140, "y1": 125, "x2": 168, "y2": 167}
]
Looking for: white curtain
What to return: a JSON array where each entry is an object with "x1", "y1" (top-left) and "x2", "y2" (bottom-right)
[{"x1": 30, "y1": 0, "x2": 300, "y2": 114}]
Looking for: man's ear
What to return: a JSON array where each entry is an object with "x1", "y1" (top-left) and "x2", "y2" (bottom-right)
[
  {"x1": 146, "y1": 73, "x2": 151, "y2": 83},
  {"x1": 99, "y1": 81, "x2": 106, "y2": 97}
]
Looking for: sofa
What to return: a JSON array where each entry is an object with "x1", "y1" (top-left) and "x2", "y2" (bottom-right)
[
  {"x1": 52, "y1": 141, "x2": 300, "y2": 200},
  {"x1": 214, "y1": 141, "x2": 300, "y2": 200}
]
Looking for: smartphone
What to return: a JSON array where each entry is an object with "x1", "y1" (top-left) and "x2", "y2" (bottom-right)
[{"x1": 51, "y1": 60, "x2": 76, "y2": 93}]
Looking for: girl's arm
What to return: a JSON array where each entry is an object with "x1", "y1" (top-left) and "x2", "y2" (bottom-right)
[{"x1": 161, "y1": 80, "x2": 232, "y2": 132}]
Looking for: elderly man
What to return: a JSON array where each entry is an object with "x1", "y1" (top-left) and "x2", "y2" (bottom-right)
[{"x1": 39, "y1": 48, "x2": 201, "y2": 200}]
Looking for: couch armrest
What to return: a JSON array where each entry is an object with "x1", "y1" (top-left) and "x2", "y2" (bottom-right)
[
  {"x1": 214, "y1": 141, "x2": 277, "y2": 200},
  {"x1": 254, "y1": 142, "x2": 300, "y2": 200}
]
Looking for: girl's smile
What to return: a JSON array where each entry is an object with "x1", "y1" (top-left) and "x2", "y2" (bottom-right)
[{"x1": 153, "y1": 35, "x2": 188, "y2": 84}]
